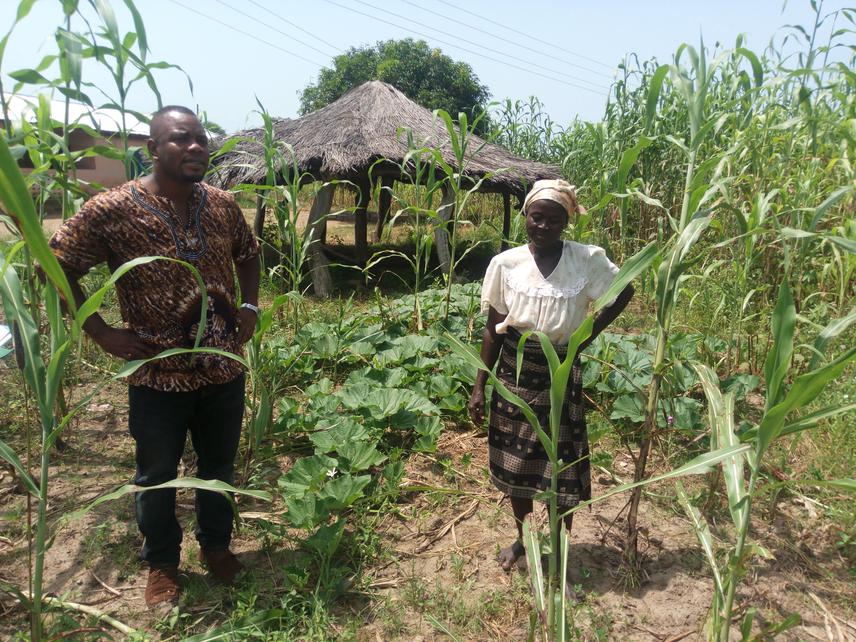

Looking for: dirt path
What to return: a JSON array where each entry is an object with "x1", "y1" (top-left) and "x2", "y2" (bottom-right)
[
  {"x1": 0, "y1": 380, "x2": 853, "y2": 640},
  {"x1": 356, "y1": 430, "x2": 856, "y2": 641}
]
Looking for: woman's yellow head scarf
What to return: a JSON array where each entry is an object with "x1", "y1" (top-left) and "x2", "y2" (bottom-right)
[{"x1": 523, "y1": 179, "x2": 578, "y2": 217}]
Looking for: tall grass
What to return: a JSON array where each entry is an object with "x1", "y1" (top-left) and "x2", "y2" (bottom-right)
[{"x1": 489, "y1": 4, "x2": 854, "y2": 289}]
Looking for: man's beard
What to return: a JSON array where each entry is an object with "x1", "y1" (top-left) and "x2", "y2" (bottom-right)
[{"x1": 161, "y1": 164, "x2": 207, "y2": 184}]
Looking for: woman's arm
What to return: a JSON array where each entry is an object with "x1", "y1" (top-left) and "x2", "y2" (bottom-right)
[
  {"x1": 578, "y1": 284, "x2": 634, "y2": 354},
  {"x1": 468, "y1": 306, "x2": 507, "y2": 424}
]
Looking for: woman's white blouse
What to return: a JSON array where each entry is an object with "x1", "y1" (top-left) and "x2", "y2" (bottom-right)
[{"x1": 480, "y1": 241, "x2": 620, "y2": 345}]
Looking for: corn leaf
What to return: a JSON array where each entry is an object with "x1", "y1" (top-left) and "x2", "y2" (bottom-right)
[
  {"x1": 0, "y1": 134, "x2": 74, "y2": 307},
  {"x1": 531, "y1": 331, "x2": 569, "y2": 442},
  {"x1": 434, "y1": 109, "x2": 461, "y2": 165},
  {"x1": 617, "y1": 136, "x2": 653, "y2": 189},
  {"x1": 809, "y1": 307, "x2": 856, "y2": 370},
  {"x1": 121, "y1": 0, "x2": 149, "y2": 57},
  {"x1": 56, "y1": 28, "x2": 83, "y2": 89},
  {"x1": 756, "y1": 346, "x2": 856, "y2": 459},
  {"x1": 74, "y1": 255, "x2": 209, "y2": 353},
  {"x1": 655, "y1": 214, "x2": 712, "y2": 324},
  {"x1": 562, "y1": 443, "x2": 753, "y2": 517},
  {"x1": 736, "y1": 47, "x2": 764, "y2": 86},
  {"x1": 694, "y1": 363, "x2": 746, "y2": 527},
  {"x1": 444, "y1": 332, "x2": 551, "y2": 452},
  {"x1": 809, "y1": 185, "x2": 853, "y2": 232},
  {"x1": 44, "y1": 339, "x2": 71, "y2": 429},
  {"x1": 115, "y1": 347, "x2": 248, "y2": 378},
  {"x1": 91, "y1": 0, "x2": 120, "y2": 46},
  {"x1": 0, "y1": 439, "x2": 39, "y2": 497},
  {"x1": 0, "y1": 257, "x2": 47, "y2": 411},
  {"x1": 594, "y1": 241, "x2": 657, "y2": 311},
  {"x1": 547, "y1": 319, "x2": 593, "y2": 445},
  {"x1": 69, "y1": 476, "x2": 271, "y2": 522},
  {"x1": 644, "y1": 65, "x2": 670, "y2": 132},
  {"x1": 741, "y1": 403, "x2": 856, "y2": 442},
  {"x1": 676, "y1": 482, "x2": 723, "y2": 598},
  {"x1": 523, "y1": 521, "x2": 546, "y2": 616},
  {"x1": 558, "y1": 525, "x2": 571, "y2": 641},
  {"x1": 15, "y1": 0, "x2": 38, "y2": 25},
  {"x1": 763, "y1": 281, "x2": 795, "y2": 411},
  {"x1": 781, "y1": 227, "x2": 856, "y2": 253},
  {"x1": 808, "y1": 479, "x2": 856, "y2": 492}
]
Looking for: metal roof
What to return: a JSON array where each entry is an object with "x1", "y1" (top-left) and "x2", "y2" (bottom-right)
[{"x1": 3, "y1": 94, "x2": 149, "y2": 136}]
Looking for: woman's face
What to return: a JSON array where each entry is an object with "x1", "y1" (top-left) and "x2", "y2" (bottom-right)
[{"x1": 526, "y1": 199, "x2": 568, "y2": 249}]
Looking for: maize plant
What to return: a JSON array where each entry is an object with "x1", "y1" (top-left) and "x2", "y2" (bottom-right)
[{"x1": 681, "y1": 281, "x2": 855, "y2": 642}]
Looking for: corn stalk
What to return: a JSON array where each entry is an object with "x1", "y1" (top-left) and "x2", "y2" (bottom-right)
[
  {"x1": 431, "y1": 108, "x2": 495, "y2": 321},
  {"x1": 623, "y1": 40, "x2": 749, "y2": 569},
  {"x1": 364, "y1": 154, "x2": 438, "y2": 330},
  {"x1": 683, "y1": 281, "x2": 855, "y2": 641}
]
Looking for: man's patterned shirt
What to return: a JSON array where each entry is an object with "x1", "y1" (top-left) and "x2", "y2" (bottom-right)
[{"x1": 50, "y1": 180, "x2": 259, "y2": 391}]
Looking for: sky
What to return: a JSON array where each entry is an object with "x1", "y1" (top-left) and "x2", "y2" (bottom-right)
[{"x1": 1, "y1": 0, "x2": 849, "y2": 134}]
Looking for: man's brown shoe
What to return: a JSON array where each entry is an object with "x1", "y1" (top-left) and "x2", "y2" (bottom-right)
[
  {"x1": 145, "y1": 566, "x2": 179, "y2": 610},
  {"x1": 200, "y1": 548, "x2": 243, "y2": 584}
]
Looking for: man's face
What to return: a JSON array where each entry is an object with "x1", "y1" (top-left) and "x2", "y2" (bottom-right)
[{"x1": 148, "y1": 112, "x2": 209, "y2": 183}]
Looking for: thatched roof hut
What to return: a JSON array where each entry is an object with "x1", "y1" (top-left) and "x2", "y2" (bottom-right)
[
  {"x1": 209, "y1": 81, "x2": 563, "y2": 295},
  {"x1": 209, "y1": 80, "x2": 560, "y2": 194}
]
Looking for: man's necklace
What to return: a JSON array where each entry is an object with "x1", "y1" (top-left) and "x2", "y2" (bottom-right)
[
  {"x1": 166, "y1": 199, "x2": 192, "y2": 230},
  {"x1": 130, "y1": 183, "x2": 209, "y2": 260}
]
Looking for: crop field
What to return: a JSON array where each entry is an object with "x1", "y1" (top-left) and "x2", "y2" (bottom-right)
[{"x1": 0, "y1": 1, "x2": 854, "y2": 641}]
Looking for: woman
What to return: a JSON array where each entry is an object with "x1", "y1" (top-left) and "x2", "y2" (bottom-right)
[{"x1": 468, "y1": 179, "x2": 634, "y2": 571}]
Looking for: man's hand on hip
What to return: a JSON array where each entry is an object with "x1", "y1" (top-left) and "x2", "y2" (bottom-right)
[
  {"x1": 235, "y1": 307, "x2": 257, "y2": 345},
  {"x1": 94, "y1": 327, "x2": 158, "y2": 361}
]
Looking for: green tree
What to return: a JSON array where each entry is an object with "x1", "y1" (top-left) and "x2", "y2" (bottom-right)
[{"x1": 299, "y1": 39, "x2": 490, "y2": 129}]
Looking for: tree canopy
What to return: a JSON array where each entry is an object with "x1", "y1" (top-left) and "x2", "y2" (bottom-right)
[{"x1": 299, "y1": 39, "x2": 491, "y2": 128}]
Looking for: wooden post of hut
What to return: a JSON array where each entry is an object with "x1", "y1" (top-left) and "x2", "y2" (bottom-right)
[
  {"x1": 305, "y1": 182, "x2": 334, "y2": 297},
  {"x1": 501, "y1": 191, "x2": 512, "y2": 251},
  {"x1": 253, "y1": 193, "x2": 266, "y2": 238},
  {"x1": 353, "y1": 178, "x2": 372, "y2": 265},
  {"x1": 434, "y1": 183, "x2": 456, "y2": 275},
  {"x1": 373, "y1": 176, "x2": 394, "y2": 242}
]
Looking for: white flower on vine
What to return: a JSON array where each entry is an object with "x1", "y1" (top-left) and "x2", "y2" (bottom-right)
[{"x1": 326, "y1": 468, "x2": 337, "y2": 478}]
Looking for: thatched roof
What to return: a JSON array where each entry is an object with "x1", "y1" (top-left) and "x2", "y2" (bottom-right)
[{"x1": 208, "y1": 81, "x2": 561, "y2": 196}]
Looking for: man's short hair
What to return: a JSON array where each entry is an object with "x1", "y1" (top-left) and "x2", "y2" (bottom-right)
[
  {"x1": 151, "y1": 105, "x2": 197, "y2": 121},
  {"x1": 149, "y1": 105, "x2": 199, "y2": 138}
]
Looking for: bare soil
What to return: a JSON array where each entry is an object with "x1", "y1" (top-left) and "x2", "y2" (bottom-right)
[
  {"x1": 1, "y1": 373, "x2": 854, "y2": 641},
  {"x1": 355, "y1": 430, "x2": 856, "y2": 642}
]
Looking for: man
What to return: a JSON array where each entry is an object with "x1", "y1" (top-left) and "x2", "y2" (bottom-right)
[{"x1": 50, "y1": 106, "x2": 260, "y2": 609}]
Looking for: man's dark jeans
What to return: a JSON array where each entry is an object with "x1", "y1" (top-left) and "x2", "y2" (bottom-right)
[{"x1": 128, "y1": 374, "x2": 245, "y2": 567}]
